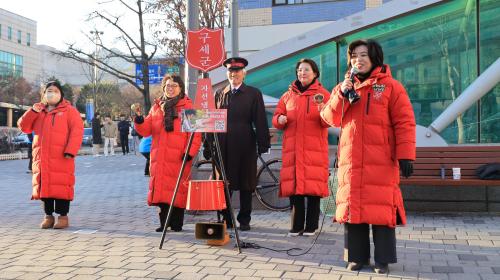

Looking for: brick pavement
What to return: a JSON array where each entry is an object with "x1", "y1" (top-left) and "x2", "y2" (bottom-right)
[{"x1": 0, "y1": 155, "x2": 499, "y2": 280}]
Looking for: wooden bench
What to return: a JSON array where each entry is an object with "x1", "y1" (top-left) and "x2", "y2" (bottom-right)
[
  {"x1": 400, "y1": 146, "x2": 500, "y2": 186},
  {"x1": 400, "y1": 146, "x2": 500, "y2": 212}
]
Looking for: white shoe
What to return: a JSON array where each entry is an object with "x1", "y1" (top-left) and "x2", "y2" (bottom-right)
[
  {"x1": 287, "y1": 230, "x2": 302, "y2": 237},
  {"x1": 302, "y1": 230, "x2": 317, "y2": 236}
]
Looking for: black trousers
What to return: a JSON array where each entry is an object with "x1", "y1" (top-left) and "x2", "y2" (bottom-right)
[
  {"x1": 158, "y1": 203, "x2": 185, "y2": 230},
  {"x1": 290, "y1": 195, "x2": 321, "y2": 232},
  {"x1": 221, "y1": 190, "x2": 252, "y2": 227},
  {"x1": 42, "y1": 199, "x2": 70, "y2": 216},
  {"x1": 141, "y1": 152, "x2": 150, "y2": 175},
  {"x1": 120, "y1": 134, "x2": 129, "y2": 154},
  {"x1": 27, "y1": 143, "x2": 33, "y2": 171},
  {"x1": 344, "y1": 223, "x2": 397, "y2": 264}
]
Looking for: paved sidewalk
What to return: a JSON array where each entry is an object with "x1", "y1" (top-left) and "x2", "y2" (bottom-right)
[{"x1": 0, "y1": 155, "x2": 499, "y2": 280}]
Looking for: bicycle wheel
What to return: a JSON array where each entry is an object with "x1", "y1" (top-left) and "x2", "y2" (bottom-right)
[{"x1": 255, "y1": 158, "x2": 290, "y2": 211}]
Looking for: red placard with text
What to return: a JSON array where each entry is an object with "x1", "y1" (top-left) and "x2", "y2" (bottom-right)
[{"x1": 186, "y1": 28, "x2": 225, "y2": 72}]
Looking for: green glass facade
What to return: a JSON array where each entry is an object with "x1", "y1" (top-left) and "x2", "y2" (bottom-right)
[
  {"x1": 246, "y1": 0, "x2": 499, "y2": 145},
  {"x1": 0, "y1": 50, "x2": 23, "y2": 78}
]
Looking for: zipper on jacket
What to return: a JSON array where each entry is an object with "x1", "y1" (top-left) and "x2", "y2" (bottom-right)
[
  {"x1": 51, "y1": 114, "x2": 56, "y2": 126},
  {"x1": 307, "y1": 96, "x2": 310, "y2": 114},
  {"x1": 366, "y1": 92, "x2": 371, "y2": 115}
]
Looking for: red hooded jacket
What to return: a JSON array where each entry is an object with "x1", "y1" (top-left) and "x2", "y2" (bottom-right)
[
  {"x1": 18, "y1": 100, "x2": 84, "y2": 200},
  {"x1": 273, "y1": 79, "x2": 331, "y2": 198},
  {"x1": 135, "y1": 97, "x2": 201, "y2": 208},
  {"x1": 321, "y1": 65, "x2": 416, "y2": 227}
]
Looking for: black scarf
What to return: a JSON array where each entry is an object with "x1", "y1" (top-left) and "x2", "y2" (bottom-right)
[
  {"x1": 162, "y1": 95, "x2": 182, "y2": 132},
  {"x1": 294, "y1": 77, "x2": 317, "y2": 93}
]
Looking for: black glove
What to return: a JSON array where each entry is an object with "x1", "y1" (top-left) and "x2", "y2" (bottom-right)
[
  {"x1": 258, "y1": 146, "x2": 269, "y2": 155},
  {"x1": 181, "y1": 153, "x2": 193, "y2": 162},
  {"x1": 399, "y1": 159, "x2": 413, "y2": 178},
  {"x1": 134, "y1": 115, "x2": 144, "y2": 124},
  {"x1": 203, "y1": 148, "x2": 211, "y2": 160}
]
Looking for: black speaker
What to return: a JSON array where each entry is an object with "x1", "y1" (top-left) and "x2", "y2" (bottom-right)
[{"x1": 195, "y1": 222, "x2": 226, "y2": 240}]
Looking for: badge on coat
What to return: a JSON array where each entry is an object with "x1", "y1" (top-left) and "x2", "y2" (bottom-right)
[{"x1": 372, "y1": 84, "x2": 386, "y2": 101}]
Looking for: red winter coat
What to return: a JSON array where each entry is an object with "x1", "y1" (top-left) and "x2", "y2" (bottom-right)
[
  {"x1": 273, "y1": 79, "x2": 331, "y2": 198},
  {"x1": 321, "y1": 65, "x2": 416, "y2": 227},
  {"x1": 135, "y1": 97, "x2": 201, "y2": 208},
  {"x1": 17, "y1": 100, "x2": 84, "y2": 201}
]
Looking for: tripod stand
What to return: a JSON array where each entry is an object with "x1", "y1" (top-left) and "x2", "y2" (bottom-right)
[{"x1": 158, "y1": 131, "x2": 242, "y2": 253}]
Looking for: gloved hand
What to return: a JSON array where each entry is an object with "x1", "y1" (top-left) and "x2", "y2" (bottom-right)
[
  {"x1": 258, "y1": 146, "x2": 269, "y2": 155},
  {"x1": 181, "y1": 153, "x2": 193, "y2": 162},
  {"x1": 202, "y1": 148, "x2": 211, "y2": 160},
  {"x1": 399, "y1": 159, "x2": 413, "y2": 178}
]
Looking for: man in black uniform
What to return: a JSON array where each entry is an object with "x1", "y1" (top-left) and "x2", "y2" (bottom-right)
[{"x1": 204, "y1": 57, "x2": 270, "y2": 231}]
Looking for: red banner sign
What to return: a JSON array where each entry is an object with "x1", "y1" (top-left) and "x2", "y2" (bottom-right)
[
  {"x1": 186, "y1": 28, "x2": 225, "y2": 72},
  {"x1": 193, "y1": 78, "x2": 216, "y2": 110}
]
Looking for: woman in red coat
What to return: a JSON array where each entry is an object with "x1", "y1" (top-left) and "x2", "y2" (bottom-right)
[
  {"x1": 134, "y1": 74, "x2": 201, "y2": 232},
  {"x1": 18, "y1": 80, "x2": 84, "y2": 229},
  {"x1": 321, "y1": 40, "x2": 416, "y2": 274},
  {"x1": 273, "y1": 58, "x2": 331, "y2": 237}
]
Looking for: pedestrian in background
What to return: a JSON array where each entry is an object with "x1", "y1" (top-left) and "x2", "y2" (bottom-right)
[
  {"x1": 103, "y1": 116, "x2": 118, "y2": 156},
  {"x1": 321, "y1": 39, "x2": 416, "y2": 274},
  {"x1": 139, "y1": 136, "x2": 152, "y2": 176},
  {"x1": 26, "y1": 132, "x2": 34, "y2": 173},
  {"x1": 18, "y1": 80, "x2": 83, "y2": 229},
  {"x1": 272, "y1": 58, "x2": 331, "y2": 237},
  {"x1": 91, "y1": 112, "x2": 103, "y2": 156},
  {"x1": 118, "y1": 114, "x2": 131, "y2": 155},
  {"x1": 134, "y1": 74, "x2": 201, "y2": 232}
]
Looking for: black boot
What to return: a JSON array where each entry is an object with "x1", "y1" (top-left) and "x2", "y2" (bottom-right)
[{"x1": 155, "y1": 212, "x2": 166, "y2": 232}]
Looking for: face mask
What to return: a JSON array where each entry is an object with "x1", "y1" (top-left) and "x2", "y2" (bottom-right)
[{"x1": 45, "y1": 92, "x2": 60, "y2": 104}]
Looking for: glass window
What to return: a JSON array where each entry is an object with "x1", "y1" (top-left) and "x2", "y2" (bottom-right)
[
  {"x1": 0, "y1": 50, "x2": 23, "y2": 78},
  {"x1": 27, "y1": 33, "x2": 31, "y2": 46},
  {"x1": 479, "y1": 0, "x2": 500, "y2": 143},
  {"x1": 17, "y1": 30, "x2": 21, "y2": 44},
  {"x1": 245, "y1": 41, "x2": 338, "y2": 144},
  {"x1": 339, "y1": 0, "x2": 478, "y2": 144},
  {"x1": 8, "y1": 27, "x2": 12, "y2": 40}
]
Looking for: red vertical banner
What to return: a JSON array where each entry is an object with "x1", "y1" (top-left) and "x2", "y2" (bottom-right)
[{"x1": 193, "y1": 78, "x2": 215, "y2": 110}]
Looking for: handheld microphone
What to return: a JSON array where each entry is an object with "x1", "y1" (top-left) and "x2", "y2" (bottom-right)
[
  {"x1": 349, "y1": 66, "x2": 359, "y2": 81},
  {"x1": 344, "y1": 66, "x2": 360, "y2": 104}
]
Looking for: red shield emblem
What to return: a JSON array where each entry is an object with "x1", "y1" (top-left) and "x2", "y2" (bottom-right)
[{"x1": 186, "y1": 28, "x2": 225, "y2": 72}]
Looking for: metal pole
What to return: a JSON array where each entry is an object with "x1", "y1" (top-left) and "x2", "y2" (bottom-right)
[
  {"x1": 90, "y1": 30, "x2": 103, "y2": 111},
  {"x1": 231, "y1": 0, "x2": 239, "y2": 57},
  {"x1": 159, "y1": 132, "x2": 195, "y2": 249},
  {"x1": 429, "y1": 58, "x2": 500, "y2": 133},
  {"x1": 186, "y1": 0, "x2": 200, "y2": 99},
  {"x1": 213, "y1": 134, "x2": 242, "y2": 253}
]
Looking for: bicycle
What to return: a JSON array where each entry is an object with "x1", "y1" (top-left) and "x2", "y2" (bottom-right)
[{"x1": 192, "y1": 153, "x2": 291, "y2": 211}]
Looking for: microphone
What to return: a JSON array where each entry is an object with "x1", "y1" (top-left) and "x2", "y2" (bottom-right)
[
  {"x1": 349, "y1": 66, "x2": 359, "y2": 82},
  {"x1": 344, "y1": 66, "x2": 360, "y2": 104}
]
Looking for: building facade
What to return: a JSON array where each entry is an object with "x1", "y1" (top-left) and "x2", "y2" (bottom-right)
[
  {"x1": 0, "y1": 8, "x2": 41, "y2": 82},
  {"x1": 212, "y1": 0, "x2": 499, "y2": 145},
  {"x1": 225, "y1": 0, "x2": 392, "y2": 56}
]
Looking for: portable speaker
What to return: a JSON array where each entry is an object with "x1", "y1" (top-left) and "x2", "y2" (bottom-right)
[{"x1": 195, "y1": 222, "x2": 226, "y2": 240}]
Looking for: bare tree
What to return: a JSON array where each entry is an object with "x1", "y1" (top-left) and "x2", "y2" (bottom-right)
[
  {"x1": 54, "y1": 0, "x2": 157, "y2": 112},
  {"x1": 149, "y1": 0, "x2": 227, "y2": 58}
]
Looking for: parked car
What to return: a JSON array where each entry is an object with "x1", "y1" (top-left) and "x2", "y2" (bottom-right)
[
  {"x1": 12, "y1": 133, "x2": 31, "y2": 150},
  {"x1": 82, "y1": 128, "x2": 93, "y2": 146}
]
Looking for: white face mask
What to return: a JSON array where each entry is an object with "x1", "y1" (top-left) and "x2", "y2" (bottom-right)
[{"x1": 45, "y1": 91, "x2": 61, "y2": 105}]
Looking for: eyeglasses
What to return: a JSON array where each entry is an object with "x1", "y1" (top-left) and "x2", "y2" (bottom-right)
[{"x1": 165, "y1": 84, "x2": 179, "y2": 89}]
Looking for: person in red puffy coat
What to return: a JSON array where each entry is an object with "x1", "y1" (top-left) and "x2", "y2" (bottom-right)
[
  {"x1": 273, "y1": 58, "x2": 331, "y2": 237},
  {"x1": 134, "y1": 74, "x2": 201, "y2": 232},
  {"x1": 321, "y1": 40, "x2": 416, "y2": 274},
  {"x1": 18, "y1": 80, "x2": 84, "y2": 229}
]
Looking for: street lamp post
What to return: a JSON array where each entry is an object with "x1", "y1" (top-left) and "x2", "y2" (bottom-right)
[{"x1": 90, "y1": 30, "x2": 104, "y2": 113}]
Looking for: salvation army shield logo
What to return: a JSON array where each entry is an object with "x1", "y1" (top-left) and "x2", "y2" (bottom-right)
[{"x1": 186, "y1": 28, "x2": 225, "y2": 72}]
